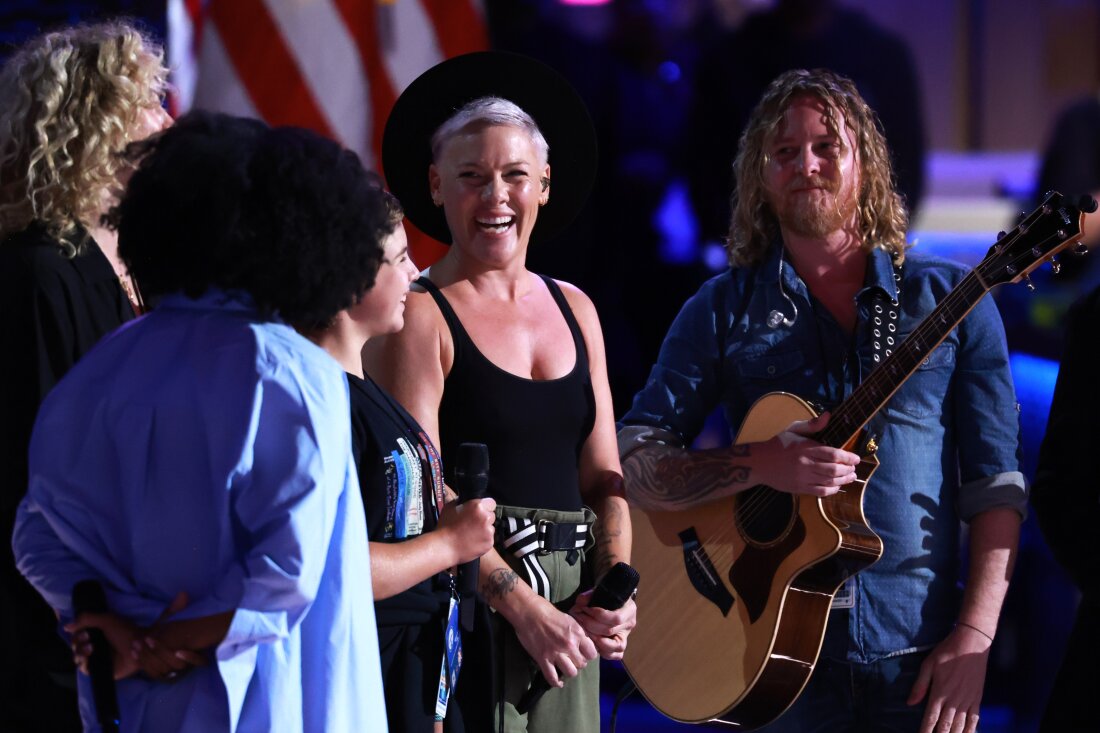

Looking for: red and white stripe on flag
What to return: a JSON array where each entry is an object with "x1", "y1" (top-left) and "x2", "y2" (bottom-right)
[{"x1": 167, "y1": 0, "x2": 488, "y2": 266}]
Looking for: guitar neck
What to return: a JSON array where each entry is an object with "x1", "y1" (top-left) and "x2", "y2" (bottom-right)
[{"x1": 818, "y1": 269, "x2": 990, "y2": 449}]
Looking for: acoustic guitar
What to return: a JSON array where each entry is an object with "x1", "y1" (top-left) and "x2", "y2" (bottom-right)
[{"x1": 623, "y1": 191, "x2": 1092, "y2": 728}]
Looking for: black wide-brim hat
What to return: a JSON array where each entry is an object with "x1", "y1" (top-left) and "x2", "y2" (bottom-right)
[{"x1": 382, "y1": 51, "x2": 597, "y2": 245}]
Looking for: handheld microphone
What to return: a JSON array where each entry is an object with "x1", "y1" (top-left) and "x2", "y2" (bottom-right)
[
  {"x1": 72, "y1": 580, "x2": 120, "y2": 733},
  {"x1": 453, "y1": 442, "x2": 490, "y2": 631},
  {"x1": 515, "y1": 562, "x2": 640, "y2": 715}
]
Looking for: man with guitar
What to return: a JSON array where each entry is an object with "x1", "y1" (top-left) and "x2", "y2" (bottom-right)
[{"x1": 619, "y1": 69, "x2": 1026, "y2": 733}]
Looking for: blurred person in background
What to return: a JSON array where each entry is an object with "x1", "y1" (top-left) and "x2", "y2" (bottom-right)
[
  {"x1": 686, "y1": 0, "x2": 925, "y2": 250},
  {"x1": 1032, "y1": 285, "x2": 1100, "y2": 733},
  {"x1": 0, "y1": 21, "x2": 170, "y2": 730}
]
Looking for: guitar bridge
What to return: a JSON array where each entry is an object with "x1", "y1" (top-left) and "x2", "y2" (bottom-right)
[{"x1": 678, "y1": 527, "x2": 735, "y2": 616}]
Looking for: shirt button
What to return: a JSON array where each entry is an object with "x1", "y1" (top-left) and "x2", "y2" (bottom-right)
[{"x1": 766, "y1": 365, "x2": 776, "y2": 375}]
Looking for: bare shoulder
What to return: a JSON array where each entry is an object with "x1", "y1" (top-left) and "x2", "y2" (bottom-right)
[
  {"x1": 363, "y1": 286, "x2": 449, "y2": 384},
  {"x1": 550, "y1": 277, "x2": 600, "y2": 327},
  {"x1": 401, "y1": 284, "x2": 447, "y2": 338}
]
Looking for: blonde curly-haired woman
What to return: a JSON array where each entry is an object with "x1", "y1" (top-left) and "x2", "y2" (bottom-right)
[{"x1": 0, "y1": 21, "x2": 169, "y2": 731}]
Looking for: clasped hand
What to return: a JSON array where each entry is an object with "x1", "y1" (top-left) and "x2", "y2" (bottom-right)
[
  {"x1": 66, "y1": 591, "x2": 207, "y2": 682},
  {"x1": 513, "y1": 598, "x2": 599, "y2": 688},
  {"x1": 512, "y1": 585, "x2": 638, "y2": 689},
  {"x1": 571, "y1": 589, "x2": 637, "y2": 661}
]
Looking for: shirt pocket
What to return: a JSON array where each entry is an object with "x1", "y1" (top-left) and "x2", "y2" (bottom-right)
[
  {"x1": 733, "y1": 348, "x2": 806, "y2": 404},
  {"x1": 882, "y1": 341, "x2": 956, "y2": 419}
]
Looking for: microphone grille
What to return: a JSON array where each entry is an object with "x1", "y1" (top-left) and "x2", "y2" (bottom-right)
[{"x1": 455, "y1": 442, "x2": 489, "y2": 478}]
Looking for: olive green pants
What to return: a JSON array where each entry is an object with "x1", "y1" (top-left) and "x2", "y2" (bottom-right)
[{"x1": 493, "y1": 505, "x2": 600, "y2": 733}]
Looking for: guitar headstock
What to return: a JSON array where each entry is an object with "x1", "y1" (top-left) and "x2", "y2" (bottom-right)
[{"x1": 976, "y1": 191, "x2": 1094, "y2": 289}]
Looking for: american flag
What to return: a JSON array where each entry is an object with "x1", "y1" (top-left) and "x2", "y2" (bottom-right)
[{"x1": 168, "y1": 0, "x2": 488, "y2": 265}]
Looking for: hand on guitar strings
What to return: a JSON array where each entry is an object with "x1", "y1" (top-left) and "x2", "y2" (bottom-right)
[{"x1": 754, "y1": 412, "x2": 861, "y2": 496}]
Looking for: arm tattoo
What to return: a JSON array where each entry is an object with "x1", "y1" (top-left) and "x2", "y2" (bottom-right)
[
  {"x1": 623, "y1": 442, "x2": 753, "y2": 510},
  {"x1": 482, "y1": 568, "x2": 519, "y2": 604},
  {"x1": 594, "y1": 500, "x2": 625, "y2": 578}
]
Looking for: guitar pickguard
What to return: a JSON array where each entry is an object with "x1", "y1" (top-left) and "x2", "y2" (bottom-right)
[{"x1": 678, "y1": 527, "x2": 735, "y2": 616}]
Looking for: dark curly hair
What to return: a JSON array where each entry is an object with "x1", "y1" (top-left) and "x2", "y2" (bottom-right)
[{"x1": 113, "y1": 110, "x2": 400, "y2": 327}]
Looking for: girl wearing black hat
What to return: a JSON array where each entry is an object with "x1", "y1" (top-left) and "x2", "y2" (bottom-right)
[{"x1": 366, "y1": 53, "x2": 635, "y2": 733}]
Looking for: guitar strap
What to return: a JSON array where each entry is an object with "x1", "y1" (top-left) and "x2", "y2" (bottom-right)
[
  {"x1": 832, "y1": 262, "x2": 901, "y2": 613},
  {"x1": 869, "y1": 263, "x2": 903, "y2": 366}
]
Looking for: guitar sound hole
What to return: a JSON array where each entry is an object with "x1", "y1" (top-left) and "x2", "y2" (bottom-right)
[{"x1": 733, "y1": 485, "x2": 796, "y2": 547}]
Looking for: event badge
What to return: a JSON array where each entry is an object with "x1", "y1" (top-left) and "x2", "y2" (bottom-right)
[{"x1": 435, "y1": 595, "x2": 463, "y2": 718}]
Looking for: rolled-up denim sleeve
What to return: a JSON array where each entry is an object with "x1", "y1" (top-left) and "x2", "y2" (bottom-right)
[
  {"x1": 952, "y1": 295, "x2": 1028, "y2": 521},
  {"x1": 620, "y1": 275, "x2": 734, "y2": 446}
]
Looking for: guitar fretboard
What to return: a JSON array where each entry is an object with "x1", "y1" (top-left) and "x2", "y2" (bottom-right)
[{"x1": 817, "y1": 269, "x2": 988, "y2": 449}]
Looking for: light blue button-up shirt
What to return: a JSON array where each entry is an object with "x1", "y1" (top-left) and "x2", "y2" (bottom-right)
[
  {"x1": 13, "y1": 290, "x2": 387, "y2": 732},
  {"x1": 622, "y1": 245, "x2": 1027, "y2": 661}
]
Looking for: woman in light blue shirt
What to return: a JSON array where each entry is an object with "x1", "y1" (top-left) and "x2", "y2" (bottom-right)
[{"x1": 14, "y1": 111, "x2": 391, "y2": 732}]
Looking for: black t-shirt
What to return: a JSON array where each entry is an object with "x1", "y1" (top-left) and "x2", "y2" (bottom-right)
[
  {"x1": 349, "y1": 373, "x2": 458, "y2": 732},
  {"x1": 348, "y1": 372, "x2": 452, "y2": 625}
]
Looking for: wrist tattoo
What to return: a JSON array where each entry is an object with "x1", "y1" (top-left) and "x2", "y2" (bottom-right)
[{"x1": 482, "y1": 568, "x2": 519, "y2": 603}]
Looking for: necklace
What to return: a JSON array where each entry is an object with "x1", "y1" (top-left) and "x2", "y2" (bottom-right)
[{"x1": 117, "y1": 274, "x2": 144, "y2": 314}]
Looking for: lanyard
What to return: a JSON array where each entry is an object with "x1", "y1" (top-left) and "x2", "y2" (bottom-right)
[{"x1": 360, "y1": 374, "x2": 446, "y2": 522}]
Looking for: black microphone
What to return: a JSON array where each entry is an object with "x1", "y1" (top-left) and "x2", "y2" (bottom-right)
[
  {"x1": 72, "y1": 580, "x2": 120, "y2": 733},
  {"x1": 515, "y1": 562, "x2": 640, "y2": 715},
  {"x1": 453, "y1": 442, "x2": 490, "y2": 631}
]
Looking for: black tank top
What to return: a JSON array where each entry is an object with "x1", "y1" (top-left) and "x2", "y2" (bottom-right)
[{"x1": 419, "y1": 275, "x2": 596, "y2": 511}]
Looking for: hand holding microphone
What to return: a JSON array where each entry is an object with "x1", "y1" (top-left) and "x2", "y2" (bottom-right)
[
  {"x1": 515, "y1": 562, "x2": 640, "y2": 714},
  {"x1": 451, "y1": 443, "x2": 496, "y2": 630},
  {"x1": 71, "y1": 580, "x2": 121, "y2": 733}
]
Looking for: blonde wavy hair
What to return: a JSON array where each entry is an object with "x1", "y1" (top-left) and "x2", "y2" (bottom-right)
[
  {"x1": 0, "y1": 20, "x2": 168, "y2": 257},
  {"x1": 727, "y1": 68, "x2": 909, "y2": 267}
]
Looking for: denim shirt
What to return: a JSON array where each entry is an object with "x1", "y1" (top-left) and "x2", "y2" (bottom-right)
[{"x1": 621, "y1": 244, "x2": 1027, "y2": 662}]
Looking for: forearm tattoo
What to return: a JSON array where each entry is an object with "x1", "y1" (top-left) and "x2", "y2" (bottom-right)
[
  {"x1": 482, "y1": 568, "x2": 519, "y2": 604},
  {"x1": 623, "y1": 443, "x2": 752, "y2": 510},
  {"x1": 594, "y1": 499, "x2": 625, "y2": 578}
]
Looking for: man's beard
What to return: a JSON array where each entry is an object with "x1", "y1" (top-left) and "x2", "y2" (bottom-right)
[{"x1": 772, "y1": 176, "x2": 858, "y2": 238}]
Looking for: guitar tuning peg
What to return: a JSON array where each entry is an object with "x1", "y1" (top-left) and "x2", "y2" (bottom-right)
[
  {"x1": 1051, "y1": 257, "x2": 1062, "y2": 275},
  {"x1": 1075, "y1": 242, "x2": 1089, "y2": 255},
  {"x1": 1024, "y1": 275, "x2": 1035, "y2": 291}
]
